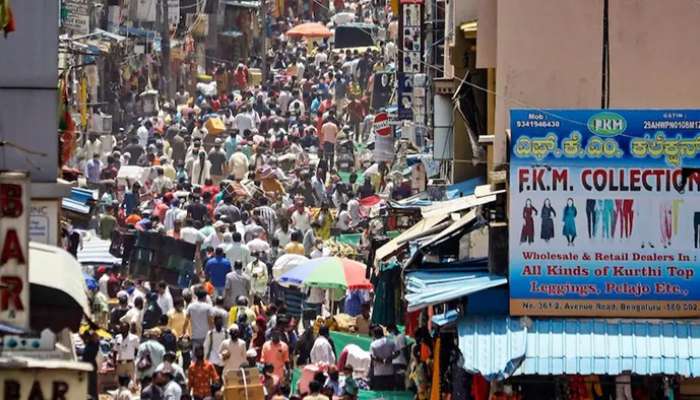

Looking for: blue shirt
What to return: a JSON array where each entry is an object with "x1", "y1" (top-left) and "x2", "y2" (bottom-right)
[
  {"x1": 224, "y1": 135, "x2": 238, "y2": 159},
  {"x1": 344, "y1": 291, "x2": 367, "y2": 317},
  {"x1": 85, "y1": 159, "x2": 102, "y2": 183},
  {"x1": 205, "y1": 256, "x2": 232, "y2": 288},
  {"x1": 123, "y1": 191, "x2": 138, "y2": 215}
]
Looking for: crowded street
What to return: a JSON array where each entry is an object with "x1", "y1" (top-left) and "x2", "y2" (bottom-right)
[{"x1": 3, "y1": 0, "x2": 700, "y2": 399}]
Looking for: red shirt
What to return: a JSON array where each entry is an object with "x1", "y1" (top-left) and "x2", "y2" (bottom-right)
[
  {"x1": 153, "y1": 202, "x2": 169, "y2": 221},
  {"x1": 188, "y1": 361, "x2": 219, "y2": 398}
]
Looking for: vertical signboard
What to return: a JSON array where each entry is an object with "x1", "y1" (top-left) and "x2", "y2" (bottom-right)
[
  {"x1": 30, "y1": 200, "x2": 60, "y2": 246},
  {"x1": 373, "y1": 112, "x2": 394, "y2": 162},
  {"x1": 397, "y1": 0, "x2": 423, "y2": 121},
  {"x1": 510, "y1": 109, "x2": 700, "y2": 317},
  {"x1": 0, "y1": 172, "x2": 30, "y2": 330},
  {"x1": 62, "y1": 0, "x2": 90, "y2": 34}
]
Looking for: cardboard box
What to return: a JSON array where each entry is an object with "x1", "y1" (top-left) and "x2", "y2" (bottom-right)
[
  {"x1": 225, "y1": 368, "x2": 260, "y2": 386},
  {"x1": 223, "y1": 384, "x2": 265, "y2": 400}
]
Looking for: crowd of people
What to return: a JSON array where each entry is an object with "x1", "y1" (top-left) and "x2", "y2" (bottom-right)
[{"x1": 66, "y1": 2, "x2": 436, "y2": 400}]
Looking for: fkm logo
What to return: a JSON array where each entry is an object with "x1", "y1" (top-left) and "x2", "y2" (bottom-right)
[{"x1": 587, "y1": 112, "x2": 626, "y2": 136}]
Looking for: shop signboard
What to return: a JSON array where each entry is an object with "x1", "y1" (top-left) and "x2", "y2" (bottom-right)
[
  {"x1": 373, "y1": 112, "x2": 394, "y2": 162},
  {"x1": 509, "y1": 109, "x2": 700, "y2": 317},
  {"x1": 62, "y1": 0, "x2": 90, "y2": 34},
  {"x1": 30, "y1": 200, "x2": 59, "y2": 246},
  {"x1": 0, "y1": 172, "x2": 30, "y2": 329}
]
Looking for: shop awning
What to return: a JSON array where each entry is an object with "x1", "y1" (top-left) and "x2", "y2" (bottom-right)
[
  {"x1": 420, "y1": 191, "x2": 498, "y2": 218},
  {"x1": 405, "y1": 269, "x2": 506, "y2": 312},
  {"x1": 76, "y1": 231, "x2": 121, "y2": 266},
  {"x1": 30, "y1": 242, "x2": 91, "y2": 332},
  {"x1": 223, "y1": 0, "x2": 260, "y2": 7},
  {"x1": 458, "y1": 317, "x2": 700, "y2": 381},
  {"x1": 374, "y1": 214, "x2": 451, "y2": 262},
  {"x1": 417, "y1": 209, "x2": 480, "y2": 249}
]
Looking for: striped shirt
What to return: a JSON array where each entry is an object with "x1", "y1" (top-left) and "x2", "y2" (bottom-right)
[{"x1": 255, "y1": 206, "x2": 277, "y2": 234}]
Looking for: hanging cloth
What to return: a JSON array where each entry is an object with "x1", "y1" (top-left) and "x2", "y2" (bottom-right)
[
  {"x1": 370, "y1": 261, "x2": 400, "y2": 326},
  {"x1": 429, "y1": 337, "x2": 441, "y2": 400},
  {"x1": 1, "y1": 0, "x2": 15, "y2": 37}
]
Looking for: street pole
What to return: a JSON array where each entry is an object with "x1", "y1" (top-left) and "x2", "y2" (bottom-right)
[
  {"x1": 261, "y1": 0, "x2": 268, "y2": 83},
  {"x1": 160, "y1": 0, "x2": 171, "y2": 99}
]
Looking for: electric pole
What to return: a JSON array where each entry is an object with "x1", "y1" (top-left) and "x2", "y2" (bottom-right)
[{"x1": 160, "y1": 0, "x2": 171, "y2": 98}]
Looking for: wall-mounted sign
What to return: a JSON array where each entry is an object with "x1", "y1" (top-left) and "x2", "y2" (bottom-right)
[
  {"x1": 62, "y1": 0, "x2": 90, "y2": 34},
  {"x1": 374, "y1": 112, "x2": 394, "y2": 162},
  {"x1": 510, "y1": 109, "x2": 700, "y2": 317},
  {"x1": 30, "y1": 200, "x2": 59, "y2": 246},
  {"x1": 0, "y1": 172, "x2": 30, "y2": 330}
]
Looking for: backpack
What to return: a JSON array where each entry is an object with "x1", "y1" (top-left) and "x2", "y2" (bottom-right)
[{"x1": 137, "y1": 349, "x2": 152, "y2": 371}]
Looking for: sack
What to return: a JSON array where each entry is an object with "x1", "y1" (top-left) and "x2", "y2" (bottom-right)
[{"x1": 136, "y1": 350, "x2": 152, "y2": 371}]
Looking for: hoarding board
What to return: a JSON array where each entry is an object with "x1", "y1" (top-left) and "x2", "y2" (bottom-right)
[
  {"x1": 0, "y1": 172, "x2": 30, "y2": 329},
  {"x1": 509, "y1": 109, "x2": 700, "y2": 317}
]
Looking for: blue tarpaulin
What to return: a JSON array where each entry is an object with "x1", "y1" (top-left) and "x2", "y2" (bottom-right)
[
  {"x1": 458, "y1": 316, "x2": 700, "y2": 381},
  {"x1": 446, "y1": 176, "x2": 485, "y2": 199},
  {"x1": 404, "y1": 269, "x2": 507, "y2": 312}
]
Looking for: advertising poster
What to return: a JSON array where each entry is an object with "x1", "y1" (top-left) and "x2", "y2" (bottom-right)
[
  {"x1": 62, "y1": 0, "x2": 90, "y2": 34},
  {"x1": 373, "y1": 112, "x2": 394, "y2": 162},
  {"x1": 510, "y1": 109, "x2": 700, "y2": 317},
  {"x1": 0, "y1": 172, "x2": 30, "y2": 329}
]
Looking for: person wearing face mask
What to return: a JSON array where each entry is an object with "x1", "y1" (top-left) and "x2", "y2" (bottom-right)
[
  {"x1": 219, "y1": 325, "x2": 247, "y2": 382},
  {"x1": 203, "y1": 314, "x2": 229, "y2": 377},
  {"x1": 260, "y1": 329, "x2": 290, "y2": 382},
  {"x1": 247, "y1": 252, "x2": 269, "y2": 301}
]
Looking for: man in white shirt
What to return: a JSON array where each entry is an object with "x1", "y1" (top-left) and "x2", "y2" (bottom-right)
[
  {"x1": 315, "y1": 50, "x2": 328, "y2": 68},
  {"x1": 157, "y1": 282, "x2": 174, "y2": 315},
  {"x1": 225, "y1": 231, "x2": 252, "y2": 267},
  {"x1": 120, "y1": 296, "x2": 145, "y2": 336},
  {"x1": 191, "y1": 119, "x2": 208, "y2": 141},
  {"x1": 137, "y1": 120, "x2": 151, "y2": 148},
  {"x1": 233, "y1": 106, "x2": 255, "y2": 132},
  {"x1": 228, "y1": 147, "x2": 250, "y2": 181},
  {"x1": 348, "y1": 198, "x2": 361, "y2": 227},
  {"x1": 180, "y1": 218, "x2": 206, "y2": 253},
  {"x1": 98, "y1": 269, "x2": 110, "y2": 297},
  {"x1": 277, "y1": 88, "x2": 292, "y2": 113},
  {"x1": 219, "y1": 325, "x2": 247, "y2": 382},
  {"x1": 335, "y1": 203, "x2": 352, "y2": 232},
  {"x1": 310, "y1": 326, "x2": 336, "y2": 364},
  {"x1": 114, "y1": 322, "x2": 140, "y2": 380},
  {"x1": 291, "y1": 205, "x2": 312, "y2": 233},
  {"x1": 203, "y1": 315, "x2": 229, "y2": 374}
]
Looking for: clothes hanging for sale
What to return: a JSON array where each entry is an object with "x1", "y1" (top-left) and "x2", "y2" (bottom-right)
[
  {"x1": 1, "y1": 0, "x2": 15, "y2": 37},
  {"x1": 429, "y1": 337, "x2": 441, "y2": 400},
  {"x1": 471, "y1": 374, "x2": 489, "y2": 400},
  {"x1": 370, "y1": 261, "x2": 402, "y2": 326}
]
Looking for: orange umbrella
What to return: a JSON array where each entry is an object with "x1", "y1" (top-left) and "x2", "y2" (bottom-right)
[{"x1": 286, "y1": 22, "x2": 332, "y2": 38}]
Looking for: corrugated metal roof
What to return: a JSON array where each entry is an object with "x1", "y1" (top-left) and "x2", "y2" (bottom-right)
[
  {"x1": 77, "y1": 232, "x2": 121, "y2": 265},
  {"x1": 405, "y1": 270, "x2": 507, "y2": 312},
  {"x1": 458, "y1": 316, "x2": 700, "y2": 380}
]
